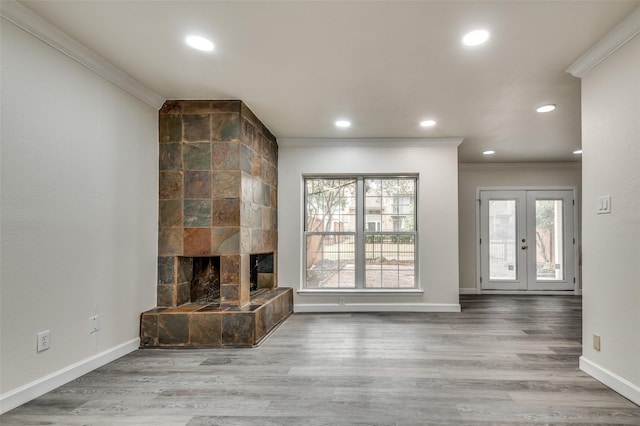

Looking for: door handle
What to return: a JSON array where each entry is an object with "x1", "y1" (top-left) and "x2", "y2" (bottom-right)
[{"x1": 521, "y1": 246, "x2": 528, "y2": 249}]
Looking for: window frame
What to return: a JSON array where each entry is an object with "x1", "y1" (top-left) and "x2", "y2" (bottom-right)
[{"x1": 303, "y1": 174, "x2": 418, "y2": 291}]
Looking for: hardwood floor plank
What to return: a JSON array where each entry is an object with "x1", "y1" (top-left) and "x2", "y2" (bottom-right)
[
  {"x1": 457, "y1": 402, "x2": 640, "y2": 424},
  {"x1": 508, "y1": 390, "x2": 638, "y2": 408},
  {"x1": 2, "y1": 295, "x2": 639, "y2": 425}
]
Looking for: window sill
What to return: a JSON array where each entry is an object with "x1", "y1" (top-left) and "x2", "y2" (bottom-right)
[{"x1": 297, "y1": 289, "x2": 424, "y2": 296}]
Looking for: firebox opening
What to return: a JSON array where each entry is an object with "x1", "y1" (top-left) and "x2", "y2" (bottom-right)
[
  {"x1": 190, "y1": 257, "x2": 220, "y2": 303},
  {"x1": 250, "y1": 253, "x2": 274, "y2": 292}
]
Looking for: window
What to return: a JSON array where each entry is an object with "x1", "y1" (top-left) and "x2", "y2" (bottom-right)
[{"x1": 304, "y1": 176, "x2": 417, "y2": 289}]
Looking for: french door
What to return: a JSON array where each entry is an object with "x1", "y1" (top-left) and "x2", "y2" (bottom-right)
[{"x1": 479, "y1": 190, "x2": 576, "y2": 291}]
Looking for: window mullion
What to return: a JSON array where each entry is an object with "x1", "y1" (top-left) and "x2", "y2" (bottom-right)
[{"x1": 355, "y1": 177, "x2": 365, "y2": 288}]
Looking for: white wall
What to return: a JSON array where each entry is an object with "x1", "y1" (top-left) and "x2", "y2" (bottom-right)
[
  {"x1": 0, "y1": 19, "x2": 158, "y2": 407},
  {"x1": 458, "y1": 164, "x2": 582, "y2": 291},
  {"x1": 278, "y1": 140, "x2": 461, "y2": 311},
  {"x1": 580, "y1": 32, "x2": 640, "y2": 403}
]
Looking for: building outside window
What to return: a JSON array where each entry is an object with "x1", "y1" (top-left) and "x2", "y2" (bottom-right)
[{"x1": 304, "y1": 176, "x2": 417, "y2": 289}]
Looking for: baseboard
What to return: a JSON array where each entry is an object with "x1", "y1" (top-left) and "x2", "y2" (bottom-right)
[
  {"x1": 0, "y1": 338, "x2": 140, "y2": 414},
  {"x1": 294, "y1": 303, "x2": 461, "y2": 313},
  {"x1": 459, "y1": 288, "x2": 479, "y2": 294},
  {"x1": 580, "y1": 356, "x2": 640, "y2": 406}
]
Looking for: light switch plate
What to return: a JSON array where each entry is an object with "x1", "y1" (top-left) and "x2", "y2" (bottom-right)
[{"x1": 597, "y1": 195, "x2": 611, "y2": 214}]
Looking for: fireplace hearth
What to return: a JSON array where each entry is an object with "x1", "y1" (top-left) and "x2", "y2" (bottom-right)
[{"x1": 140, "y1": 100, "x2": 292, "y2": 348}]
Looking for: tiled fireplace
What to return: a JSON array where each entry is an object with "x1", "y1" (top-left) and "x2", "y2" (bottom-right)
[{"x1": 140, "y1": 100, "x2": 292, "y2": 347}]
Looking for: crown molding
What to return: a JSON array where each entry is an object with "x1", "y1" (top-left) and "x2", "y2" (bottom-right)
[
  {"x1": 0, "y1": 0, "x2": 165, "y2": 109},
  {"x1": 566, "y1": 6, "x2": 640, "y2": 78},
  {"x1": 459, "y1": 162, "x2": 581, "y2": 171},
  {"x1": 277, "y1": 137, "x2": 464, "y2": 148}
]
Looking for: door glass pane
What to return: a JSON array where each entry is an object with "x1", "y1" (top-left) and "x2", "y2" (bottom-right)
[
  {"x1": 489, "y1": 200, "x2": 517, "y2": 280},
  {"x1": 535, "y1": 200, "x2": 564, "y2": 280}
]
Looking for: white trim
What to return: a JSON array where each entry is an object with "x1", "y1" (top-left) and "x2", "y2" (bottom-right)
[
  {"x1": 294, "y1": 303, "x2": 461, "y2": 313},
  {"x1": 459, "y1": 288, "x2": 479, "y2": 295},
  {"x1": 580, "y1": 356, "x2": 640, "y2": 406},
  {"x1": 566, "y1": 6, "x2": 640, "y2": 78},
  {"x1": 0, "y1": 338, "x2": 140, "y2": 414},
  {"x1": 297, "y1": 289, "x2": 424, "y2": 296},
  {"x1": 459, "y1": 162, "x2": 581, "y2": 171},
  {"x1": 479, "y1": 290, "x2": 579, "y2": 296},
  {"x1": 572, "y1": 188, "x2": 581, "y2": 293},
  {"x1": 477, "y1": 186, "x2": 579, "y2": 192},
  {"x1": 278, "y1": 138, "x2": 464, "y2": 148},
  {"x1": 0, "y1": 1, "x2": 165, "y2": 109},
  {"x1": 475, "y1": 189, "x2": 482, "y2": 294}
]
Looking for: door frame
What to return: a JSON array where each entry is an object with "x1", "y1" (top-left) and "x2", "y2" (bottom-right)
[{"x1": 475, "y1": 186, "x2": 580, "y2": 294}]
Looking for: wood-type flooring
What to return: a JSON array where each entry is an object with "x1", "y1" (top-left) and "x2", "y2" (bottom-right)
[{"x1": 2, "y1": 295, "x2": 639, "y2": 425}]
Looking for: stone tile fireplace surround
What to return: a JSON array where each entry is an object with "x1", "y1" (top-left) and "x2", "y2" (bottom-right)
[{"x1": 140, "y1": 100, "x2": 292, "y2": 347}]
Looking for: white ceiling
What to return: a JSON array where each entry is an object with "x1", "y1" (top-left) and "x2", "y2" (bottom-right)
[{"x1": 18, "y1": 0, "x2": 640, "y2": 162}]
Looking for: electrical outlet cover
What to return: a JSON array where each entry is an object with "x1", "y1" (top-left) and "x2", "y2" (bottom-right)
[
  {"x1": 89, "y1": 315, "x2": 100, "y2": 333},
  {"x1": 37, "y1": 330, "x2": 50, "y2": 352},
  {"x1": 593, "y1": 334, "x2": 601, "y2": 351}
]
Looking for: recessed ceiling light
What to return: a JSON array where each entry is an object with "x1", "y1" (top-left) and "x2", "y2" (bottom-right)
[
  {"x1": 186, "y1": 35, "x2": 214, "y2": 52},
  {"x1": 420, "y1": 120, "x2": 436, "y2": 127},
  {"x1": 335, "y1": 120, "x2": 351, "y2": 128},
  {"x1": 536, "y1": 104, "x2": 556, "y2": 113},
  {"x1": 483, "y1": 150, "x2": 496, "y2": 155},
  {"x1": 463, "y1": 30, "x2": 490, "y2": 46},
  {"x1": 573, "y1": 149, "x2": 583, "y2": 154}
]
